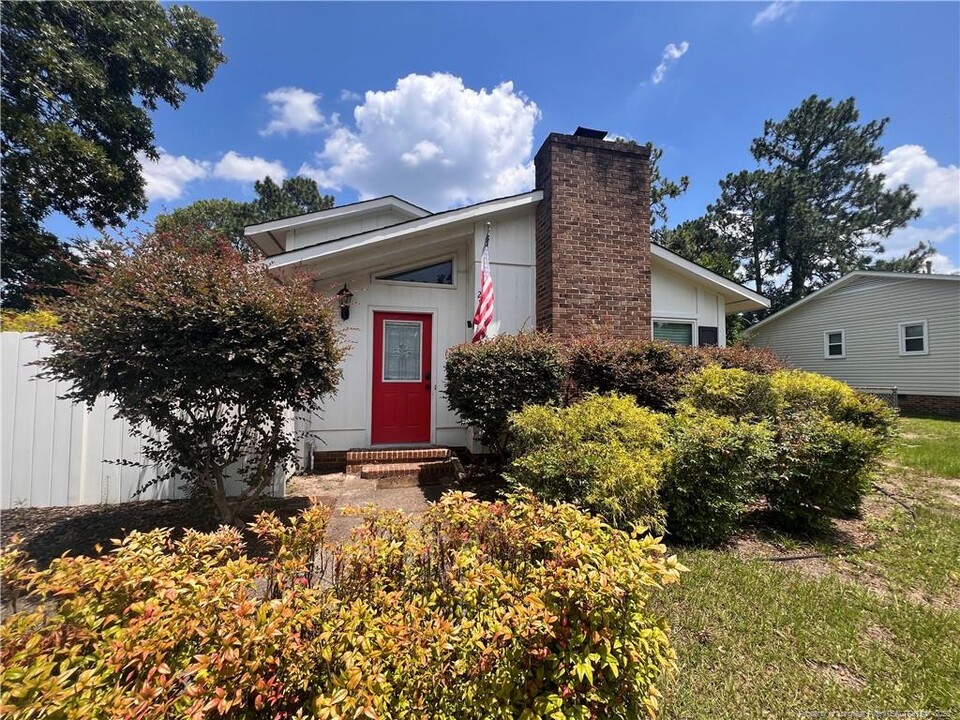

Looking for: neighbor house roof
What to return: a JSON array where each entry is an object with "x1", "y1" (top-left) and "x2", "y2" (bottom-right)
[{"x1": 743, "y1": 270, "x2": 960, "y2": 336}]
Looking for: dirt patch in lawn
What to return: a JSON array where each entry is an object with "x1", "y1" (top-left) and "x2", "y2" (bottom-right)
[{"x1": 728, "y1": 489, "x2": 905, "y2": 594}]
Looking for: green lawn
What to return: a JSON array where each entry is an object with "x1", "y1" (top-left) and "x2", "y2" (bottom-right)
[
  {"x1": 892, "y1": 416, "x2": 960, "y2": 478},
  {"x1": 653, "y1": 416, "x2": 960, "y2": 719}
]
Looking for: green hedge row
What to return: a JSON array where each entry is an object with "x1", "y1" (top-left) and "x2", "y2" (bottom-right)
[
  {"x1": 509, "y1": 368, "x2": 895, "y2": 543},
  {"x1": 446, "y1": 334, "x2": 896, "y2": 543},
  {"x1": 444, "y1": 333, "x2": 785, "y2": 460}
]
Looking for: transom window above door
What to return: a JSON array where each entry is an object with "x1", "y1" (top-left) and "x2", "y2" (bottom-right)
[{"x1": 376, "y1": 259, "x2": 454, "y2": 286}]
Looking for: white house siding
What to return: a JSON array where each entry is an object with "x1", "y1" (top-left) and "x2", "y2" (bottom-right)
[
  {"x1": 651, "y1": 261, "x2": 728, "y2": 346},
  {"x1": 302, "y1": 207, "x2": 748, "y2": 452},
  {"x1": 288, "y1": 208, "x2": 418, "y2": 252},
  {"x1": 748, "y1": 276, "x2": 960, "y2": 396}
]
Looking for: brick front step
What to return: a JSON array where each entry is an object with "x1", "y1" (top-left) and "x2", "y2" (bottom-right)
[
  {"x1": 347, "y1": 447, "x2": 452, "y2": 464},
  {"x1": 361, "y1": 460, "x2": 458, "y2": 489}
]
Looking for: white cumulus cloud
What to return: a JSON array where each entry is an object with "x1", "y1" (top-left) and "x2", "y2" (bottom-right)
[
  {"x1": 299, "y1": 72, "x2": 540, "y2": 209},
  {"x1": 872, "y1": 145, "x2": 960, "y2": 211},
  {"x1": 753, "y1": 1, "x2": 798, "y2": 27},
  {"x1": 213, "y1": 151, "x2": 287, "y2": 183},
  {"x1": 138, "y1": 149, "x2": 209, "y2": 202},
  {"x1": 651, "y1": 42, "x2": 689, "y2": 85},
  {"x1": 260, "y1": 87, "x2": 327, "y2": 136}
]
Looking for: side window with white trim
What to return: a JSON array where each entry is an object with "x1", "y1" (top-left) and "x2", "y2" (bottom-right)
[
  {"x1": 824, "y1": 330, "x2": 845, "y2": 359},
  {"x1": 899, "y1": 321, "x2": 928, "y2": 355},
  {"x1": 653, "y1": 320, "x2": 695, "y2": 346}
]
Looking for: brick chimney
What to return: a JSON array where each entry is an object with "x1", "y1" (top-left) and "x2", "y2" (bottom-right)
[{"x1": 533, "y1": 128, "x2": 652, "y2": 340}]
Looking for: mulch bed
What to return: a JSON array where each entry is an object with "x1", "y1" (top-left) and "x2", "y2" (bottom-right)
[{"x1": 0, "y1": 496, "x2": 326, "y2": 569}]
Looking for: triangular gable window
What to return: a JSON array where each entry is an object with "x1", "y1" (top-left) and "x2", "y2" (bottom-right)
[{"x1": 376, "y1": 259, "x2": 454, "y2": 285}]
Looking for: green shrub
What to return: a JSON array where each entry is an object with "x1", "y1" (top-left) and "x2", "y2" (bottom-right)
[
  {"x1": 0, "y1": 494, "x2": 683, "y2": 720},
  {"x1": 508, "y1": 394, "x2": 666, "y2": 531},
  {"x1": 566, "y1": 336, "x2": 785, "y2": 411},
  {"x1": 771, "y1": 369, "x2": 898, "y2": 437},
  {"x1": 444, "y1": 333, "x2": 565, "y2": 461},
  {"x1": 762, "y1": 411, "x2": 887, "y2": 525},
  {"x1": 661, "y1": 408, "x2": 775, "y2": 546},
  {"x1": 680, "y1": 365, "x2": 779, "y2": 418}
]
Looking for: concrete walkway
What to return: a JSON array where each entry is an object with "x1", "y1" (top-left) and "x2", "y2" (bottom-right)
[{"x1": 287, "y1": 472, "x2": 452, "y2": 542}]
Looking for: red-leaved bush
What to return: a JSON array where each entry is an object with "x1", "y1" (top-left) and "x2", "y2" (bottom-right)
[{"x1": 39, "y1": 231, "x2": 345, "y2": 525}]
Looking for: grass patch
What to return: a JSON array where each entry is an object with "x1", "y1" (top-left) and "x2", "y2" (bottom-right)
[
  {"x1": 892, "y1": 417, "x2": 960, "y2": 478},
  {"x1": 653, "y1": 553, "x2": 960, "y2": 718},
  {"x1": 653, "y1": 417, "x2": 960, "y2": 718}
]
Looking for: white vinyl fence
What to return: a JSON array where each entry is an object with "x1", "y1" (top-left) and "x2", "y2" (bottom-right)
[{"x1": 1, "y1": 332, "x2": 286, "y2": 509}]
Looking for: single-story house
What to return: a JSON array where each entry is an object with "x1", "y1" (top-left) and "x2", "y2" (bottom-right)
[
  {"x1": 245, "y1": 127, "x2": 769, "y2": 459},
  {"x1": 744, "y1": 271, "x2": 960, "y2": 417}
]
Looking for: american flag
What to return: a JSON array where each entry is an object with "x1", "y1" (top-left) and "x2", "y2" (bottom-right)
[{"x1": 472, "y1": 228, "x2": 495, "y2": 343}]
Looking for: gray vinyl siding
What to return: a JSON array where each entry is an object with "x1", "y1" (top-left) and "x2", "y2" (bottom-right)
[{"x1": 748, "y1": 276, "x2": 960, "y2": 396}]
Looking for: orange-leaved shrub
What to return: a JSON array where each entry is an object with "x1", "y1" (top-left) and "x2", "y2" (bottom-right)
[{"x1": 0, "y1": 493, "x2": 682, "y2": 720}]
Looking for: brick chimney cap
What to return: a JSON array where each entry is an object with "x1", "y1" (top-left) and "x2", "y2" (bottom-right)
[{"x1": 573, "y1": 126, "x2": 607, "y2": 140}]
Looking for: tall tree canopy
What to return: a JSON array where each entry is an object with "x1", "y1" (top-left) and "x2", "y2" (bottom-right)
[
  {"x1": 665, "y1": 96, "x2": 921, "y2": 312},
  {"x1": 750, "y1": 96, "x2": 919, "y2": 306},
  {"x1": 1, "y1": 1, "x2": 225, "y2": 308},
  {"x1": 154, "y1": 177, "x2": 335, "y2": 258}
]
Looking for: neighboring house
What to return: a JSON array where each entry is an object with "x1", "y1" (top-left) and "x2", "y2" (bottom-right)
[
  {"x1": 744, "y1": 271, "x2": 960, "y2": 417},
  {"x1": 246, "y1": 127, "x2": 769, "y2": 456}
]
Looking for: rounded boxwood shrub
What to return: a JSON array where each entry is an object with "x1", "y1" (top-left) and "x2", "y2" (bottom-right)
[
  {"x1": 0, "y1": 494, "x2": 683, "y2": 720},
  {"x1": 771, "y1": 369, "x2": 898, "y2": 438},
  {"x1": 762, "y1": 410, "x2": 887, "y2": 526},
  {"x1": 444, "y1": 332, "x2": 565, "y2": 461},
  {"x1": 680, "y1": 365, "x2": 779, "y2": 419},
  {"x1": 508, "y1": 394, "x2": 667, "y2": 531},
  {"x1": 662, "y1": 407, "x2": 775, "y2": 546}
]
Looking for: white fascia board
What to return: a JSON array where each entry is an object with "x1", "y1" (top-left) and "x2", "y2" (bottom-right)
[
  {"x1": 742, "y1": 270, "x2": 960, "y2": 336},
  {"x1": 262, "y1": 191, "x2": 543, "y2": 270},
  {"x1": 245, "y1": 196, "x2": 429, "y2": 237},
  {"x1": 651, "y1": 244, "x2": 770, "y2": 311}
]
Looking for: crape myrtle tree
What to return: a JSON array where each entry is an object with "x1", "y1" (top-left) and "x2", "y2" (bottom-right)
[
  {"x1": 1, "y1": 1, "x2": 225, "y2": 308},
  {"x1": 39, "y1": 230, "x2": 345, "y2": 526}
]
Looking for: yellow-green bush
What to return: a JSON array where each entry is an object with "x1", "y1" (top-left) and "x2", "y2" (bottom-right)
[
  {"x1": 771, "y1": 369, "x2": 898, "y2": 437},
  {"x1": 661, "y1": 408, "x2": 775, "y2": 546},
  {"x1": 678, "y1": 366, "x2": 896, "y2": 529},
  {"x1": 0, "y1": 494, "x2": 682, "y2": 720},
  {"x1": 679, "y1": 365, "x2": 779, "y2": 418},
  {"x1": 0, "y1": 309, "x2": 58, "y2": 332},
  {"x1": 508, "y1": 394, "x2": 667, "y2": 531}
]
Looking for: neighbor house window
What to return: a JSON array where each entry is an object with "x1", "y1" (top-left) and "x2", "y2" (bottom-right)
[
  {"x1": 653, "y1": 320, "x2": 695, "y2": 346},
  {"x1": 824, "y1": 330, "x2": 845, "y2": 359},
  {"x1": 376, "y1": 259, "x2": 454, "y2": 286},
  {"x1": 899, "y1": 321, "x2": 928, "y2": 355}
]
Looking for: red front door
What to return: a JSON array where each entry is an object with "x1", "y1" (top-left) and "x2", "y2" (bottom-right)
[{"x1": 372, "y1": 312, "x2": 432, "y2": 445}]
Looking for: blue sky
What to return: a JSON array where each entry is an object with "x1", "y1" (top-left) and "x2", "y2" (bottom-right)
[{"x1": 51, "y1": 1, "x2": 960, "y2": 271}]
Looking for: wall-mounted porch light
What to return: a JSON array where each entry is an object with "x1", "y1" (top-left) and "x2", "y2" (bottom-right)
[{"x1": 336, "y1": 284, "x2": 353, "y2": 321}]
